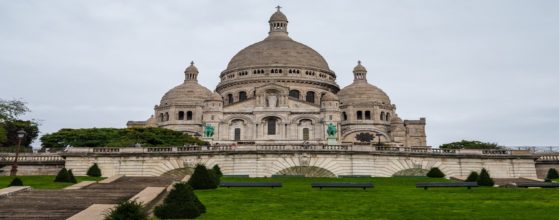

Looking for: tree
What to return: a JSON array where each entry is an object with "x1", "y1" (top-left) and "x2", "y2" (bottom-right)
[
  {"x1": 54, "y1": 168, "x2": 71, "y2": 183},
  {"x1": 439, "y1": 140, "x2": 503, "y2": 150},
  {"x1": 9, "y1": 177, "x2": 23, "y2": 186},
  {"x1": 0, "y1": 99, "x2": 29, "y2": 122},
  {"x1": 188, "y1": 164, "x2": 218, "y2": 190},
  {"x1": 426, "y1": 167, "x2": 445, "y2": 178},
  {"x1": 0, "y1": 99, "x2": 38, "y2": 147},
  {"x1": 212, "y1": 164, "x2": 223, "y2": 177},
  {"x1": 68, "y1": 169, "x2": 77, "y2": 183},
  {"x1": 477, "y1": 168, "x2": 495, "y2": 186},
  {"x1": 465, "y1": 171, "x2": 479, "y2": 182},
  {"x1": 87, "y1": 163, "x2": 102, "y2": 177},
  {"x1": 546, "y1": 168, "x2": 559, "y2": 180},
  {"x1": 104, "y1": 200, "x2": 148, "y2": 220},
  {"x1": 154, "y1": 182, "x2": 205, "y2": 219}
]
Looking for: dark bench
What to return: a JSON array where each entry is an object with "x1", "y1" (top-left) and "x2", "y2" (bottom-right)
[
  {"x1": 338, "y1": 175, "x2": 371, "y2": 178},
  {"x1": 416, "y1": 182, "x2": 478, "y2": 190},
  {"x1": 222, "y1": 175, "x2": 250, "y2": 178},
  {"x1": 220, "y1": 182, "x2": 282, "y2": 188},
  {"x1": 516, "y1": 182, "x2": 559, "y2": 188},
  {"x1": 271, "y1": 174, "x2": 305, "y2": 178},
  {"x1": 311, "y1": 182, "x2": 374, "y2": 190}
]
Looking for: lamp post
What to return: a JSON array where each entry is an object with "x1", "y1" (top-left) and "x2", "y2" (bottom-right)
[{"x1": 10, "y1": 129, "x2": 27, "y2": 176}]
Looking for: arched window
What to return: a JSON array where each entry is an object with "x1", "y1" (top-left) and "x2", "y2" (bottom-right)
[
  {"x1": 159, "y1": 113, "x2": 164, "y2": 122},
  {"x1": 303, "y1": 128, "x2": 310, "y2": 141},
  {"x1": 289, "y1": 90, "x2": 300, "y2": 99},
  {"x1": 164, "y1": 112, "x2": 169, "y2": 121},
  {"x1": 239, "y1": 91, "x2": 247, "y2": 101},
  {"x1": 385, "y1": 113, "x2": 390, "y2": 121},
  {"x1": 234, "y1": 128, "x2": 241, "y2": 141},
  {"x1": 343, "y1": 112, "x2": 348, "y2": 121},
  {"x1": 178, "y1": 111, "x2": 185, "y2": 120},
  {"x1": 357, "y1": 111, "x2": 363, "y2": 120},
  {"x1": 380, "y1": 112, "x2": 385, "y2": 121},
  {"x1": 187, "y1": 111, "x2": 193, "y2": 120},
  {"x1": 365, "y1": 111, "x2": 371, "y2": 120},
  {"x1": 227, "y1": 94, "x2": 234, "y2": 104},
  {"x1": 267, "y1": 118, "x2": 277, "y2": 135},
  {"x1": 306, "y1": 91, "x2": 315, "y2": 103}
]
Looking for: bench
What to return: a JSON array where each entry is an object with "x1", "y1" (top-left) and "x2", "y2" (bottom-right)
[
  {"x1": 222, "y1": 175, "x2": 250, "y2": 178},
  {"x1": 271, "y1": 174, "x2": 305, "y2": 178},
  {"x1": 416, "y1": 182, "x2": 478, "y2": 190},
  {"x1": 311, "y1": 182, "x2": 374, "y2": 190},
  {"x1": 516, "y1": 182, "x2": 559, "y2": 188},
  {"x1": 338, "y1": 175, "x2": 371, "y2": 178},
  {"x1": 220, "y1": 182, "x2": 282, "y2": 188}
]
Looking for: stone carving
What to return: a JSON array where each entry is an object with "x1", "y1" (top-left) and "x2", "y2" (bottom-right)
[
  {"x1": 355, "y1": 132, "x2": 374, "y2": 143},
  {"x1": 203, "y1": 124, "x2": 214, "y2": 137},
  {"x1": 327, "y1": 123, "x2": 337, "y2": 137},
  {"x1": 267, "y1": 95, "x2": 277, "y2": 107}
]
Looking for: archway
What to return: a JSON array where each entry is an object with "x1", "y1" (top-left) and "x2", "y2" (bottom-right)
[
  {"x1": 275, "y1": 166, "x2": 335, "y2": 177},
  {"x1": 392, "y1": 168, "x2": 429, "y2": 177}
]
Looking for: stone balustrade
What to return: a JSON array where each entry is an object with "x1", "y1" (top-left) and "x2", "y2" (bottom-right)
[{"x1": 0, "y1": 153, "x2": 64, "y2": 162}]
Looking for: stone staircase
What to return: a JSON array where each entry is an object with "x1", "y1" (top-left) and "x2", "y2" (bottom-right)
[{"x1": 0, "y1": 176, "x2": 175, "y2": 220}]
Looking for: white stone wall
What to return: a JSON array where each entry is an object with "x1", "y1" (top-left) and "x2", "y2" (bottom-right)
[{"x1": 65, "y1": 153, "x2": 537, "y2": 178}]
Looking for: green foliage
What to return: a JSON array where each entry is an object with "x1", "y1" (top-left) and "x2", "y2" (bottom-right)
[
  {"x1": 439, "y1": 140, "x2": 503, "y2": 149},
  {"x1": 426, "y1": 167, "x2": 445, "y2": 178},
  {"x1": 477, "y1": 168, "x2": 495, "y2": 186},
  {"x1": 40, "y1": 127, "x2": 204, "y2": 148},
  {"x1": 209, "y1": 168, "x2": 220, "y2": 186},
  {"x1": 188, "y1": 164, "x2": 218, "y2": 190},
  {"x1": 0, "y1": 120, "x2": 39, "y2": 147},
  {"x1": 465, "y1": 171, "x2": 479, "y2": 182},
  {"x1": 67, "y1": 169, "x2": 77, "y2": 183},
  {"x1": 546, "y1": 168, "x2": 559, "y2": 179},
  {"x1": 0, "y1": 99, "x2": 29, "y2": 122},
  {"x1": 104, "y1": 200, "x2": 148, "y2": 220},
  {"x1": 212, "y1": 164, "x2": 223, "y2": 177},
  {"x1": 0, "y1": 175, "x2": 104, "y2": 189},
  {"x1": 87, "y1": 163, "x2": 102, "y2": 177},
  {"x1": 8, "y1": 177, "x2": 23, "y2": 186},
  {"x1": 0, "y1": 126, "x2": 6, "y2": 144},
  {"x1": 54, "y1": 168, "x2": 72, "y2": 183},
  {"x1": 154, "y1": 182, "x2": 205, "y2": 219}
]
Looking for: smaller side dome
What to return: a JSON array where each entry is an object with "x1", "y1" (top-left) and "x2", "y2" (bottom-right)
[
  {"x1": 322, "y1": 92, "x2": 339, "y2": 101},
  {"x1": 208, "y1": 92, "x2": 223, "y2": 101}
]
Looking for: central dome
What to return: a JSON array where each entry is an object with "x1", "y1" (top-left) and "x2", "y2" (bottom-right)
[{"x1": 225, "y1": 37, "x2": 331, "y2": 71}]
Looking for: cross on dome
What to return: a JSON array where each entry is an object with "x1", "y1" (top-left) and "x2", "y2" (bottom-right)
[{"x1": 276, "y1": 5, "x2": 281, "y2": 11}]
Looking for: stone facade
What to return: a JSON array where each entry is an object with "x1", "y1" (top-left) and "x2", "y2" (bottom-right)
[{"x1": 127, "y1": 8, "x2": 427, "y2": 147}]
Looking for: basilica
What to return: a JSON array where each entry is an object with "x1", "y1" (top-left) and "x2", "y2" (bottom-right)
[{"x1": 127, "y1": 7, "x2": 427, "y2": 147}]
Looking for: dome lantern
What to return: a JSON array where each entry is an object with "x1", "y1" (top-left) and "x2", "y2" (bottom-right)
[
  {"x1": 269, "y1": 6, "x2": 288, "y2": 36},
  {"x1": 353, "y1": 60, "x2": 367, "y2": 82},
  {"x1": 184, "y1": 61, "x2": 199, "y2": 82}
]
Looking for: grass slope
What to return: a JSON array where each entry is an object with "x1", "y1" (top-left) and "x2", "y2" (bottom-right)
[
  {"x1": 195, "y1": 177, "x2": 559, "y2": 220},
  {"x1": 0, "y1": 175, "x2": 104, "y2": 189}
]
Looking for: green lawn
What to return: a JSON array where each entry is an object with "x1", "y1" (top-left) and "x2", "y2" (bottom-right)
[
  {"x1": 193, "y1": 177, "x2": 559, "y2": 220},
  {"x1": 0, "y1": 175, "x2": 104, "y2": 189}
]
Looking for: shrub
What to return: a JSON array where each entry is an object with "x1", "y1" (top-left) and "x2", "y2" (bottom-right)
[
  {"x1": 477, "y1": 168, "x2": 495, "y2": 186},
  {"x1": 208, "y1": 168, "x2": 220, "y2": 185},
  {"x1": 104, "y1": 200, "x2": 148, "y2": 220},
  {"x1": 8, "y1": 177, "x2": 23, "y2": 186},
  {"x1": 54, "y1": 168, "x2": 71, "y2": 182},
  {"x1": 439, "y1": 140, "x2": 502, "y2": 149},
  {"x1": 154, "y1": 182, "x2": 205, "y2": 219},
  {"x1": 465, "y1": 171, "x2": 478, "y2": 182},
  {"x1": 87, "y1": 163, "x2": 102, "y2": 177},
  {"x1": 212, "y1": 164, "x2": 223, "y2": 177},
  {"x1": 426, "y1": 167, "x2": 445, "y2": 178},
  {"x1": 68, "y1": 169, "x2": 77, "y2": 183},
  {"x1": 188, "y1": 164, "x2": 218, "y2": 189},
  {"x1": 546, "y1": 168, "x2": 559, "y2": 180}
]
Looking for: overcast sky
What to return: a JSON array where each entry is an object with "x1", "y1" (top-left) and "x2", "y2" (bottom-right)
[{"x1": 1, "y1": 1, "x2": 558, "y2": 148}]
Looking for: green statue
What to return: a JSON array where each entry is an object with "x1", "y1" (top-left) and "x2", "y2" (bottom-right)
[
  {"x1": 204, "y1": 124, "x2": 215, "y2": 138},
  {"x1": 326, "y1": 123, "x2": 337, "y2": 137}
]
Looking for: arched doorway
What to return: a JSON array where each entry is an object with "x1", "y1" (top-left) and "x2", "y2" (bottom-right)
[{"x1": 276, "y1": 166, "x2": 335, "y2": 177}]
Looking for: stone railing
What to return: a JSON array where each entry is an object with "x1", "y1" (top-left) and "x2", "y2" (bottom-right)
[
  {"x1": 0, "y1": 153, "x2": 64, "y2": 163},
  {"x1": 537, "y1": 155, "x2": 559, "y2": 161}
]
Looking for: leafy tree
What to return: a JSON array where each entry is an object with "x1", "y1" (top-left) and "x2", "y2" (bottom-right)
[
  {"x1": 0, "y1": 99, "x2": 29, "y2": 122},
  {"x1": 1, "y1": 120, "x2": 39, "y2": 147},
  {"x1": 477, "y1": 168, "x2": 495, "y2": 186},
  {"x1": 546, "y1": 168, "x2": 559, "y2": 180},
  {"x1": 154, "y1": 182, "x2": 205, "y2": 219},
  {"x1": 426, "y1": 167, "x2": 445, "y2": 178},
  {"x1": 188, "y1": 164, "x2": 218, "y2": 190},
  {"x1": 68, "y1": 169, "x2": 77, "y2": 183},
  {"x1": 40, "y1": 127, "x2": 204, "y2": 149},
  {"x1": 465, "y1": 171, "x2": 479, "y2": 182},
  {"x1": 87, "y1": 163, "x2": 102, "y2": 177},
  {"x1": 212, "y1": 164, "x2": 223, "y2": 177},
  {"x1": 9, "y1": 177, "x2": 23, "y2": 186},
  {"x1": 54, "y1": 168, "x2": 71, "y2": 183},
  {"x1": 104, "y1": 200, "x2": 148, "y2": 220},
  {"x1": 439, "y1": 140, "x2": 503, "y2": 150}
]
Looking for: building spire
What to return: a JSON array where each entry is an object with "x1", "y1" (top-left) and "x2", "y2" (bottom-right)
[
  {"x1": 268, "y1": 6, "x2": 288, "y2": 36},
  {"x1": 184, "y1": 61, "x2": 199, "y2": 82},
  {"x1": 353, "y1": 60, "x2": 368, "y2": 82}
]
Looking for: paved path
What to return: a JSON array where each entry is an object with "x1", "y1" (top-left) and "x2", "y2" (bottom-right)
[{"x1": 0, "y1": 177, "x2": 175, "y2": 220}]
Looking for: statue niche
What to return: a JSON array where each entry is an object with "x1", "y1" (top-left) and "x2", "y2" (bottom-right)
[{"x1": 266, "y1": 95, "x2": 278, "y2": 107}]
